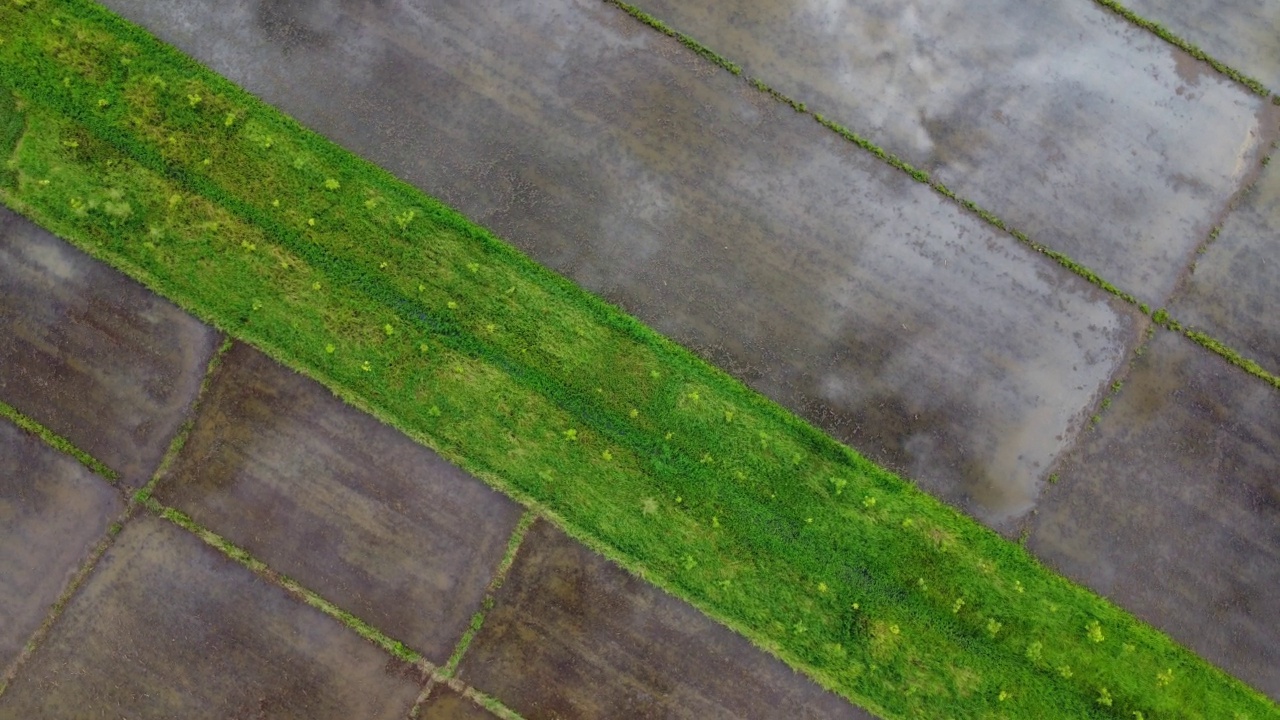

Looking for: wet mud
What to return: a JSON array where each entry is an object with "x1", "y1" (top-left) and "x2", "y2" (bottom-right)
[
  {"x1": 1028, "y1": 330, "x2": 1280, "y2": 699},
  {"x1": 416, "y1": 684, "x2": 500, "y2": 720},
  {"x1": 0, "y1": 419, "x2": 122, "y2": 668},
  {"x1": 0, "y1": 514, "x2": 422, "y2": 718},
  {"x1": 627, "y1": 0, "x2": 1272, "y2": 305},
  {"x1": 99, "y1": 0, "x2": 1139, "y2": 528},
  {"x1": 155, "y1": 342, "x2": 524, "y2": 662},
  {"x1": 0, "y1": 207, "x2": 221, "y2": 487},
  {"x1": 456, "y1": 520, "x2": 873, "y2": 720},
  {"x1": 1171, "y1": 153, "x2": 1280, "y2": 377},
  {"x1": 1126, "y1": 0, "x2": 1280, "y2": 93}
]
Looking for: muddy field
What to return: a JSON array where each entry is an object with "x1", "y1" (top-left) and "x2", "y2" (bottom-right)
[
  {"x1": 617, "y1": 0, "x2": 1278, "y2": 304},
  {"x1": 1126, "y1": 0, "x2": 1280, "y2": 92},
  {"x1": 2, "y1": 0, "x2": 1278, "y2": 713},
  {"x1": 99, "y1": 0, "x2": 1140, "y2": 531}
]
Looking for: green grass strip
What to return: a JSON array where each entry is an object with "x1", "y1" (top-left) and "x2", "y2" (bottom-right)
[
  {"x1": 1184, "y1": 330, "x2": 1280, "y2": 390},
  {"x1": 454, "y1": 683, "x2": 528, "y2": 720},
  {"x1": 1145, "y1": 308, "x2": 1280, "y2": 391},
  {"x1": 0, "y1": 398, "x2": 119, "y2": 481},
  {"x1": 149, "y1": 499, "x2": 423, "y2": 665},
  {"x1": 1091, "y1": 0, "x2": 1273, "y2": 99},
  {"x1": 0, "y1": 2, "x2": 1275, "y2": 717}
]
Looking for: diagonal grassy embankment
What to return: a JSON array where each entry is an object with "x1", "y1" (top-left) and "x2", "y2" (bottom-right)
[{"x1": 0, "y1": 1, "x2": 1273, "y2": 717}]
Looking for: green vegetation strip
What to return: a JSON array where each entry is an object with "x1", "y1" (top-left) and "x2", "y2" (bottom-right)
[
  {"x1": 452, "y1": 682, "x2": 527, "y2": 720},
  {"x1": 133, "y1": 336, "x2": 233, "y2": 505},
  {"x1": 604, "y1": 0, "x2": 741, "y2": 76},
  {"x1": 0, "y1": 508, "x2": 130, "y2": 700},
  {"x1": 440, "y1": 512, "x2": 537, "y2": 678},
  {"x1": 0, "y1": 2, "x2": 1274, "y2": 717},
  {"x1": 1091, "y1": 0, "x2": 1273, "y2": 98},
  {"x1": 1152, "y1": 317, "x2": 1280, "y2": 392},
  {"x1": 148, "y1": 499, "x2": 423, "y2": 665},
  {"x1": 0, "y1": 398, "x2": 119, "y2": 481}
]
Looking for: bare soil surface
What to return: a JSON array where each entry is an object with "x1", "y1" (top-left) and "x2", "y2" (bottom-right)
[
  {"x1": 0, "y1": 420, "x2": 121, "y2": 668},
  {"x1": 1029, "y1": 330, "x2": 1280, "y2": 697},
  {"x1": 155, "y1": 342, "x2": 525, "y2": 662},
  {"x1": 0, "y1": 208, "x2": 221, "y2": 487},
  {"x1": 0, "y1": 515, "x2": 424, "y2": 719},
  {"x1": 457, "y1": 519, "x2": 872, "y2": 720}
]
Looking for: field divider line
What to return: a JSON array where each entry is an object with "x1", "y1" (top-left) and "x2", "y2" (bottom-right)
[
  {"x1": 0, "y1": 505, "x2": 137, "y2": 699},
  {"x1": 0, "y1": 398, "x2": 120, "y2": 482},
  {"x1": 447, "y1": 678, "x2": 529, "y2": 720},
  {"x1": 132, "y1": 336, "x2": 234, "y2": 507},
  {"x1": 600, "y1": 0, "x2": 1141, "y2": 306},
  {"x1": 410, "y1": 511, "x2": 535, "y2": 717},
  {"x1": 1091, "y1": 0, "x2": 1275, "y2": 100},
  {"x1": 142, "y1": 497, "x2": 432, "y2": 673},
  {"x1": 604, "y1": 0, "x2": 1280, "y2": 396},
  {"x1": 441, "y1": 511, "x2": 538, "y2": 677}
]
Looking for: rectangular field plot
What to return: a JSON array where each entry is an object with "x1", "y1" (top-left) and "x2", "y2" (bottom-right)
[
  {"x1": 0, "y1": 515, "x2": 423, "y2": 718},
  {"x1": 1030, "y1": 330, "x2": 1280, "y2": 699},
  {"x1": 0, "y1": 209, "x2": 221, "y2": 487},
  {"x1": 620, "y1": 0, "x2": 1275, "y2": 305},
  {"x1": 156, "y1": 342, "x2": 524, "y2": 663}
]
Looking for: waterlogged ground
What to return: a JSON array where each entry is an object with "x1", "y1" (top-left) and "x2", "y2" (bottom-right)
[
  {"x1": 98, "y1": 0, "x2": 1138, "y2": 529},
  {"x1": 1171, "y1": 155, "x2": 1280, "y2": 377},
  {"x1": 0, "y1": 211, "x2": 220, "y2": 487},
  {"x1": 1126, "y1": 0, "x2": 1280, "y2": 93},
  {"x1": 623, "y1": 0, "x2": 1279, "y2": 306},
  {"x1": 1028, "y1": 330, "x2": 1280, "y2": 696},
  {"x1": 2, "y1": 0, "x2": 1279, "y2": 715}
]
